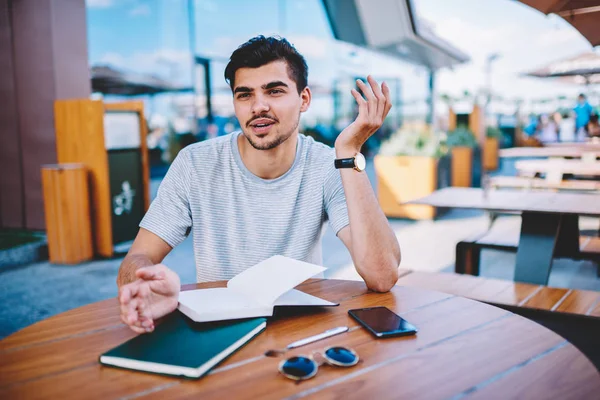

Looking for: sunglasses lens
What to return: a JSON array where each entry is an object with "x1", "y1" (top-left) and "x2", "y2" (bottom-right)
[
  {"x1": 324, "y1": 347, "x2": 358, "y2": 366},
  {"x1": 280, "y1": 356, "x2": 317, "y2": 380}
]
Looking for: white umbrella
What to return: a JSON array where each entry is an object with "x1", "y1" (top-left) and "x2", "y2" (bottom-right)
[{"x1": 523, "y1": 52, "x2": 600, "y2": 91}]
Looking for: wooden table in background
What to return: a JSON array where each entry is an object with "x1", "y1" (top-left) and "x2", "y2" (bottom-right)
[
  {"x1": 515, "y1": 159, "x2": 600, "y2": 178},
  {"x1": 500, "y1": 146, "x2": 599, "y2": 158},
  {"x1": 409, "y1": 188, "x2": 600, "y2": 285},
  {"x1": 1, "y1": 279, "x2": 598, "y2": 399},
  {"x1": 489, "y1": 175, "x2": 600, "y2": 191},
  {"x1": 546, "y1": 141, "x2": 600, "y2": 149}
]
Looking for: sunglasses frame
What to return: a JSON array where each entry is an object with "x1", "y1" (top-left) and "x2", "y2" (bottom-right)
[{"x1": 278, "y1": 346, "x2": 359, "y2": 381}]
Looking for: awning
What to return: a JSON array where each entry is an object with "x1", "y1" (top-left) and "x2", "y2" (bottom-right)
[
  {"x1": 523, "y1": 52, "x2": 600, "y2": 85},
  {"x1": 322, "y1": 0, "x2": 469, "y2": 70},
  {"x1": 518, "y1": 0, "x2": 600, "y2": 47}
]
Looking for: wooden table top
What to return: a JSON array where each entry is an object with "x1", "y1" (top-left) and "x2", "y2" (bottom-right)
[
  {"x1": 545, "y1": 141, "x2": 600, "y2": 149},
  {"x1": 1, "y1": 279, "x2": 599, "y2": 399},
  {"x1": 408, "y1": 187, "x2": 600, "y2": 216},
  {"x1": 515, "y1": 159, "x2": 600, "y2": 176},
  {"x1": 489, "y1": 176, "x2": 600, "y2": 191},
  {"x1": 500, "y1": 146, "x2": 598, "y2": 158}
]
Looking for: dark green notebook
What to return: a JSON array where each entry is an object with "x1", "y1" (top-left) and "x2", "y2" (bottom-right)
[{"x1": 99, "y1": 311, "x2": 266, "y2": 379}]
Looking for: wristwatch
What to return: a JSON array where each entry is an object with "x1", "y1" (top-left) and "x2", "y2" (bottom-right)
[{"x1": 334, "y1": 152, "x2": 366, "y2": 172}]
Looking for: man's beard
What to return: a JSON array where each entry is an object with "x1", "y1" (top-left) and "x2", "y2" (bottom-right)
[{"x1": 243, "y1": 114, "x2": 300, "y2": 151}]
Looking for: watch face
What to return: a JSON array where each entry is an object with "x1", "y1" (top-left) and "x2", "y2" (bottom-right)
[{"x1": 355, "y1": 153, "x2": 366, "y2": 171}]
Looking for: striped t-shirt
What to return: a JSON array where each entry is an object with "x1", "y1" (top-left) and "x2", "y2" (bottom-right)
[{"x1": 140, "y1": 132, "x2": 349, "y2": 282}]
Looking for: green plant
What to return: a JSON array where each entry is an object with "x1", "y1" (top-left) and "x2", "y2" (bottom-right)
[
  {"x1": 379, "y1": 128, "x2": 448, "y2": 158},
  {"x1": 486, "y1": 126, "x2": 503, "y2": 139},
  {"x1": 446, "y1": 126, "x2": 478, "y2": 148}
]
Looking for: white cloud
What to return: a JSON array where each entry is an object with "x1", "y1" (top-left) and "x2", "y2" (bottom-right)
[
  {"x1": 86, "y1": 0, "x2": 114, "y2": 8},
  {"x1": 288, "y1": 36, "x2": 328, "y2": 58},
  {"x1": 100, "y1": 49, "x2": 192, "y2": 68},
  {"x1": 212, "y1": 37, "x2": 240, "y2": 57},
  {"x1": 96, "y1": 49, "x2": 193, "y2": 85},
  {"x1": 197, "y1": 0, "x2": 218, "y2": 12},
  {"x1": 98, "y1": 52, "x2": 126, "y2": 66},
  {"x1": 536, "y1": 27, "x2": 582, "y2": 47},
  {"x1": 150, "y1": 49, "x2": 193, "y2": 66},
  {"x1": 129, "y1": 4, "x2": 151, "y2": 17},
  {"x1": 428, "y1": 17, "x2": 519, "y2": 60}
]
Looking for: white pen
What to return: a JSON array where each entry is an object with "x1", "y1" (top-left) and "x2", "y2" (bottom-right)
[{"x1": 286, "y1": 326, "x2": 349, "y2": 349}]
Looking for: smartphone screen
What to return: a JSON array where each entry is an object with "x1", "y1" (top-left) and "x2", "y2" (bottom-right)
[{"x1": 348, "y1": 307, "x2": 418, "y2": 338}]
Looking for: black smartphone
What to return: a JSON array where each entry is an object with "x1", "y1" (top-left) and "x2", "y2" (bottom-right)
[{"x1": 348, "y1": 306, "x2": 418, "y2": 338}]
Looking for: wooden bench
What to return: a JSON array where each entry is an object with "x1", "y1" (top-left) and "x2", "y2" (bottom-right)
[
  {"x1": 515, "y1": 159, "x2": 600, "y2": 179},
  {"x1": 489, "y1": 176, "x2": 600, "y2": 192},
  {"x1": 455, "y1": 228, "x2": 600, "y2": 277},
  {"x1": 499, "y1": 146, "x2": 600, "y2": 159},
  {"x1": 396, "y1": 269, "x2": 600, "y2": 318}
]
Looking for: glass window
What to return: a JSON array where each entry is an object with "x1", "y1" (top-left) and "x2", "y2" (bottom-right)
[
  {"x1": 87, "y1": 0, "x2": 434, "y2": 162},
  {"x1": 193, "y1": 0, "x2": 279, "y2": 58},
  {"x1": 88, "y1": 0, "x2": 192, "y2": 86},
  {"x1": 87, "y1": 0, "x2": 195, "y2": 166},
  {"x1": 282, "y1": 0, "x2": 334, "y2": 38}
]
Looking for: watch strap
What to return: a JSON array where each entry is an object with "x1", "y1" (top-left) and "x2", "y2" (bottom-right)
[{"x1": 334, "y1": 158, "x2": 355, "y2": 169}]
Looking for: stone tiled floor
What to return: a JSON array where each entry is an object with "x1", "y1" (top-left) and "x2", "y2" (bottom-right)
[{"x1": 1, "y1": 157, "x2": 598, "y2": 339}]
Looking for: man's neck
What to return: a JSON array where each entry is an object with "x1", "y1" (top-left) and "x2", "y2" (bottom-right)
[{"x1": 237, "y1": 132, "x2": 298, "y2": 180}]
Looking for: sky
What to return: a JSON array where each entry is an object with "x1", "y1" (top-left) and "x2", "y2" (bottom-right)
[{"x1": 414, "y1": 0, "x2": 598, "y2": 110}]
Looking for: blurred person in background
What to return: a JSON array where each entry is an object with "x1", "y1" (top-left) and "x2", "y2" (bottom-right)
[
  {"x1": 588, "y1": 113, "x2": 600, "y2": 138},
  {"x1": 551, "y1": 112, "x2": 562, "y2": 142},
  {"x1": 574, "y1": 93, "x2": 593, "y2": 141},
  {"x1": 536, "y1": 114, "x2": 558, "y2": 143},
  {"x1": 523, "y1": 113, "x2": 538, "y2": 137},
  {"x1": 558, "y1": 111, "x2": 575, "y2": 142}
]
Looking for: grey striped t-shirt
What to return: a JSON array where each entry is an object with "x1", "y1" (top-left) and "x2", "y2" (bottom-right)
[{"x1": 140, "y1": 132, "x2": 349, "y2": 282}]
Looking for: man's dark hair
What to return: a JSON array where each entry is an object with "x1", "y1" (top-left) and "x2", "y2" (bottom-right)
[
  {"x1": 578, "y1": 93, "x2": 586, "y2": 99},
  {"x1": 224, "y1": 35, "x2": 308, "y2": 94}
]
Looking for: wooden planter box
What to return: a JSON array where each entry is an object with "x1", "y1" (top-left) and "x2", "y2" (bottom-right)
[
  {"x1": 374, "y1": 155, "x2": 450, "y2": 220},
  {"x1": 483, "y1": 137, "x2": 499, "y2": 171},
  {"x1": 451, "y1": 147, "x2": 473, "y2": 187},
  {"x1": 41, "y1": 163, "x2": 93, "y2": 264}
]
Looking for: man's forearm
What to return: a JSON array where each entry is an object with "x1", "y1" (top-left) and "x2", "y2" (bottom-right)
[
  {"x1": 117, "y1": 254, "x2": 155, "y2": 287},
  {"x1": 337, "y1": 149, "x2": 401, "y2": 292}
]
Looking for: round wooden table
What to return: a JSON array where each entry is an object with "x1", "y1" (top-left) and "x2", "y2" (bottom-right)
[{"x1": 1, "y1": 279, "x2": 599, "y2": 399}]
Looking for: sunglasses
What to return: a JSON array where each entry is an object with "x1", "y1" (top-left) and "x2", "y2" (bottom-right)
[{"x1": 278, "y1": 346, "x2": 359, "y2": 381}]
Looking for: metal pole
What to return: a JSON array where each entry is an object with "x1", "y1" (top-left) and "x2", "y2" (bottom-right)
[{"x1": 188, "y1": 0, "x2": 199, "y2": 135}]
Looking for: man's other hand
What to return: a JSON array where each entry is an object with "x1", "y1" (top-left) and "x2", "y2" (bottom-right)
[{"x1": 118, "y1": 264, "x2": 180, "y2": 333}]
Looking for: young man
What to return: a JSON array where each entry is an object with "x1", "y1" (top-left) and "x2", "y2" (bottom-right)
[{"x1": 118, "y1": 36, "x2": 401, "y2": 333}]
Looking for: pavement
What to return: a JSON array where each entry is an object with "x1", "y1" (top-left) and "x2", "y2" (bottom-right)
[{"x1": 1, "y1": 157, "x2": 598, "y2": 339}]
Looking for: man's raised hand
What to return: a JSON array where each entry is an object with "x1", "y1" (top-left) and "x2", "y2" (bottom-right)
[{"x1": 335, "y1": 75, "x2": 393, "y2": 154}]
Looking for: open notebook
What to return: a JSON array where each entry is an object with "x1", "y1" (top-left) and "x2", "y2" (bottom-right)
[
  {"x1": 99, "y1": 312, "x2": 266, "y2": 379},
  {"x1": 178, "y1": 255, "x2": 338, "y2": 323}
]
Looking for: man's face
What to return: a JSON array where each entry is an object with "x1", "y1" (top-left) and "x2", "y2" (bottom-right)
[{"x1": 232, "y1": 60, "x2": 310, "y2": 150}]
